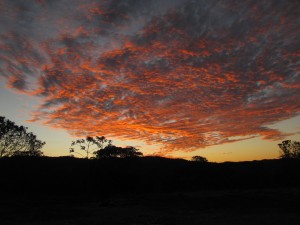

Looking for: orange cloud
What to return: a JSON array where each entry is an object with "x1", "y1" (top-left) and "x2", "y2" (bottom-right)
[{"x1": 0, "y1": 0, "x2": 299, "y2": 154}]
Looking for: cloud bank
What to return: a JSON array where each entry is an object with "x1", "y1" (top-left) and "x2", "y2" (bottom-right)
[{"x1": 0, "y1": 0, "x2": 299, "y2": 153}]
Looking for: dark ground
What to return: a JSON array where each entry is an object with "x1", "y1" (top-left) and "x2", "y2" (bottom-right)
[
  {"x1": 1, "y1": 157, "x2": 300, "y2": 224},
  {"x1": 1, "y1": 188, "x2": 300, "y2": 225}
]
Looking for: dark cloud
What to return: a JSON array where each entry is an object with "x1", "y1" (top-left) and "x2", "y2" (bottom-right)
[{"x1": 0, "y1": 0, "x2": 299, "y2": 154}]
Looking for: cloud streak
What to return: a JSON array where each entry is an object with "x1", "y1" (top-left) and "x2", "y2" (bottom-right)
[{"x1": 0, "y1": 0, "x2": 299, "y2": 153}]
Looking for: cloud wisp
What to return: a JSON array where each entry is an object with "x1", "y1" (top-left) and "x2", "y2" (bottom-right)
[{"x1": 0, "y1": 0, "x2": 299, "y2": 153}]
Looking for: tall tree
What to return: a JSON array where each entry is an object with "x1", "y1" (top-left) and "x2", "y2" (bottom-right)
[
  {"x1": 69, "y1": 136, "x2": 111, "y2": 159},
  {"x1": 0, "y1": 116, "x2": 45, "y2": 157}
]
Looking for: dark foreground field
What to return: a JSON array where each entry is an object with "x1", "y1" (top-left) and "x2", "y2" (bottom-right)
[
  {"x1": 1, "y1": 157, "x2": 300, "y2": 224},
  {"x1": 1, "y1": 188, "x2": 300, "y2": 225}
]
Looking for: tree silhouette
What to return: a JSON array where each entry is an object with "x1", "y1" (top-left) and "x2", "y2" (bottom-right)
[
  {"x1": 0, "y1": 116, "x2": 45, "y2": 157},
  {"x1": 278, "y1": 140, "x2": 300, "y2": 159},
  {"x1": 191, "y1": 155, "x2": 208, "y2": 163},
  {"x1": 69, "y1": 136, "x2": 111, "y2": 158},
  {"x1": 95, "y1": 144, "x2": 143, "y2": 159}
]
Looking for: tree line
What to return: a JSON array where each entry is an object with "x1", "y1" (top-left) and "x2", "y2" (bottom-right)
[
  {"x1": 0, "y1": 116, "x2": 145, "y2": 159},
  {"x1": 69, "y1": 135, "x2": 143, "y2": 159},
  {"x1": 1, "y1": 116, "x2": 299, "y2": 160}
]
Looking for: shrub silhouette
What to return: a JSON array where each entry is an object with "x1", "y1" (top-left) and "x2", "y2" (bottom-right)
[
  {"x1": 191, "y1": 155, "x2": 208, "y2": 162},
  {"x1": 95, "y1": 145, "x2": 143, "y2": 158},
  {"x1": 0, "y1": 116, "x2": 45, "y2": 157},
  {"x1": 278, "y1": 140, "x2": 300, "y2": 159}
]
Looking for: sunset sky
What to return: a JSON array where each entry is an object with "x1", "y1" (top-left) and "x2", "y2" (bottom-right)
[{"x1": 0, "y1": 0, "x2": 299, "y2": 162}]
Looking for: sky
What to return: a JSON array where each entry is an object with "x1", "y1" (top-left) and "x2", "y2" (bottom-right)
[{"x1": 0, "y1": 0, "x2": 299, "y2": 162}]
